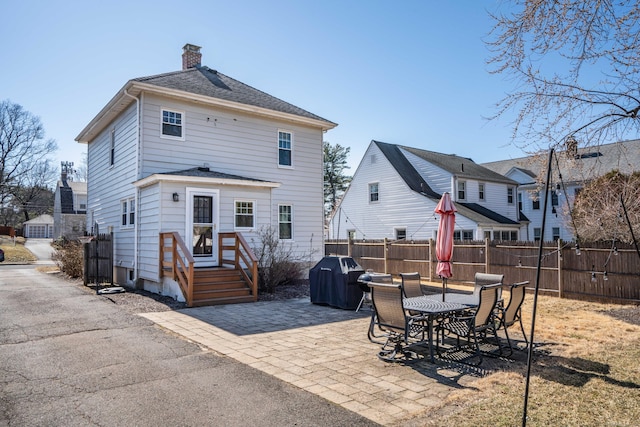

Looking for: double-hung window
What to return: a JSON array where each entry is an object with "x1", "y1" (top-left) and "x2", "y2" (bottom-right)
[
  {"x1": 369, "y1": 183, "x2": 379, "y2": 202},
  {"x1": 532, "y1": 191, "x2": 540, "y2": 210},
  {"x1": 478, "y1": 183, "x2": 485, "y2": 201},
  {"x1": 234, "y1": 200, "x2": 255, "y2": 229},
  {"x1": 121, "y1": 197, "x2": 135, "y2": 227},
  {"x1": 507, "y1": 187, "x2": 515, "y2": 204},
  {"x1": 457, "y1": 181, "x2": 466, "y2": 200},
  {"x1": 161, "y1": 109, "x2": 183, "y2": 139},
  {"x1": 278, "y1": 131, "x2": 292, "y2": 167},
  {"x1": 279, "y1": 204, "x2": 293, "y2": 240}
]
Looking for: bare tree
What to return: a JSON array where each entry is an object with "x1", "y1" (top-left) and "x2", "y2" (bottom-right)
[
  {"x1": 324, "y1": 141, "x2": 351, "y2": 217},
  {"x1": 570, "y1": 171, "x2": 640, "y2": 243},
  {"x1": 487, "y1": 1, "x2": 640, "y2": 151},
  {"x1": 10, "y1": 160, "x2": 57, "y2": 222},
  {"x1": 0, "y1": 100, "x2": 57, "y2": 208}
]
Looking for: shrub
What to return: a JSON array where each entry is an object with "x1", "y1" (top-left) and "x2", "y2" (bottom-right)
[
  {"x1": 52, "y1": 238, "x2": 84, "y2": 278},
  {"x1": 251, "y1": 226, "x2": 314, "y2": 293}
]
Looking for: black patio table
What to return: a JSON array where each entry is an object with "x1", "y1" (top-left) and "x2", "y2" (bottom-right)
[{"x1": 403, "y1": 296, "x2": 475, "y2": 363}]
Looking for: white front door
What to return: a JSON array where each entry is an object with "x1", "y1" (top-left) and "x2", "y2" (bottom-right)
[{"x1": 186, "y1": 188, "x2": 219, "y2": 267}]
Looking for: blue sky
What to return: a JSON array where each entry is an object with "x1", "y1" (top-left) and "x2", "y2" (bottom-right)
[{"x1": 1, "y1": 0, "x2": 525, "y2": 178}]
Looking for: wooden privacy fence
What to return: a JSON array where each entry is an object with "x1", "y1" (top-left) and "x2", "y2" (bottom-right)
[
  {"x1": 83, "y1": 233, "x2": 114, "y2": 287},
  {"x1": 325, "y1": 239, "x2": 640, "y2": 304}
]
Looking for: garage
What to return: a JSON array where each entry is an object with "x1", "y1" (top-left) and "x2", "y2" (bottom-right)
[{"x1": 23, "y1": 214, "x2": 54, "y2": 238}]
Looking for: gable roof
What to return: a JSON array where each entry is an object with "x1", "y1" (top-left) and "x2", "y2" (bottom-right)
[
  {"x1": 77, "y1": 66, "x2": 336, "y2": 143},
  {"x1": 24, "y1": 214, "x2": 54, "y2": 225},
  {"x1": 371, "y1": 140, "x2": 519, "y2": 226},
  {"x1": 400, "y1": 145, "x2": 518, "y2": 185},
  {"x1": 373, "y1": 141, "x2": 440, "y2": 198},
  {"x1": 481, "y1": 139, "x2": 640, "y2": 184}
]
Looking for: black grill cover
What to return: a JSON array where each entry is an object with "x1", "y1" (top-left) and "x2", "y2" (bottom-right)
[{"x1": 309, "y1": 256, "x2": 365, "y2": 309}]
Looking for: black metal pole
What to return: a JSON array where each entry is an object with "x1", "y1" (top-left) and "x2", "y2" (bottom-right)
[
  {"x1": 522, "y1": 148, "x2": 554, "y2": 426},
  {"x1": 620, "y1": 195, "x2": 640, "y2": 260}
]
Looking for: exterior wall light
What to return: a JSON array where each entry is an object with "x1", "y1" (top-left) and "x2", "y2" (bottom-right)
[{"x1": 172, "y1": 192, "x2": 179, "y2": 202}]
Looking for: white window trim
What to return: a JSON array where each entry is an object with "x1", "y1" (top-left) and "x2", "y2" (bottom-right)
[
  {"x1": 507, "y1": 186, "x2": 515, "y2": 205},
  {"x1": 109, "y1": 128, "x2": 115, "y2": 167},
  {"x1": 120, "y1": 197, "x2": 135, "y2": 229},
  {"x1": 160, "y1": 108, "x2": 185, "y2": 141},
  {"x1": 394, "y1": 227, "x2": 407, "y2": 240},
  {"x1": 277, "y1": 129, "x2": 294, "y2": 169},
  {"x1": 457, "y1": 181, "x2": 466, "y2": 200},
  {"x1": 478, "y1": 182, "x2": 485, "y2": 201},
  {"x1": 234, "y1": 199, "x2": 256, "y2": 231},
  {"x1": 278, "y1": 203, "x2": 293, "y2": 241},
  {"x1": 369, "y1": 182, "x2": 379, "y2": 203}
]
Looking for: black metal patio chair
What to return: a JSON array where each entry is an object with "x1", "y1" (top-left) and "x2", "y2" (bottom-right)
[
  {"x1": 369, "y1": 282, "x2": 425, "y2": 362},
  {"x1": 436, "y1": 283, "x2": 503, "y2": 365},
  {"x1": 498, "y1": 281, "x2": 529, "y2": 355}
]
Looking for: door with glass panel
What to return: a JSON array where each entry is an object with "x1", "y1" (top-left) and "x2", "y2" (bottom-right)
[{"x1": 187, "y1": 189, "x2": 219, "y2": 267}]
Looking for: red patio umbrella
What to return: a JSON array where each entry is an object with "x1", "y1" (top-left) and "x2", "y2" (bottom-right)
[{"x1": 435, "y1": 192, "x2": 456, "y2": 301}]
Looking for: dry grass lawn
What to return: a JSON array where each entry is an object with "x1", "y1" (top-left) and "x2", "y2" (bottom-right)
[
  {"x1": 402, "y1": 288, "x2": 640, "y2": 427},
  {"x1": 0, "y1": 236, "x2": 37, "y2": 262}
]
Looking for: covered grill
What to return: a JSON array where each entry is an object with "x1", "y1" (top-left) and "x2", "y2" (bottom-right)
[{"x1": 309, "y1": 256, "x2": 365, "y2": 309}]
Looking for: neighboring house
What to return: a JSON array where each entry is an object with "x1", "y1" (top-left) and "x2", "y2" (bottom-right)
[
  {"x1": 23, "y1": 214, "x2": 53, "y2": 239},
  {"x1": 327, "y1": 141, "x2": 521, "y2": 241},
  {"x1": 53, "y1": 164, "x2": 87, "y2": 239},
  {"x1": 482, "y1": 139, "x2": 640, "y2": 242},
  {"x1": 75, "y1": 44, "x2": 336, "y2": 301}
]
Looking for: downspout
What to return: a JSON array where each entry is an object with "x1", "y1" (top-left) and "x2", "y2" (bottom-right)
[{"x1": 124, "y1": 88, "x2": 140, "y2": 281}]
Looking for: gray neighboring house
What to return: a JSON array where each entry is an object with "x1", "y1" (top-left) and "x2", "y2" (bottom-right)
[
  {"x1": 481, "y1": 139, "x2": 640, "y2": 242},
  {"x1": 53, "y1": 167, "x2": 87, "y2": 240},
  {"x1": 327, "y1": 140, "x2": 521, "y2": 241}
]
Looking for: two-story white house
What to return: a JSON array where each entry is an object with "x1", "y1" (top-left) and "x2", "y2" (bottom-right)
[
  {"x1": 76, "y1": 44, "x2": 336, "y2": 305},
  {"x1": 482, "y1": 139, "x2": 640, "y2": 242},
  {"x1": 327, "y1": 140, "x2": 521, "y2": 241}
]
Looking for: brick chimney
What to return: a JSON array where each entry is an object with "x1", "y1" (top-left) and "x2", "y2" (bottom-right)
[{"x1": 182, "y1": 43, "x2": 202, "y2": 70}]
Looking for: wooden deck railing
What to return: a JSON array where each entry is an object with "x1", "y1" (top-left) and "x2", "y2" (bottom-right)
[
  {"x1": 160, "y1": 231, "x2": 258, "y2": 306},
  {"x1": 159, "y1": 232, "x2": 195, "y2": 306},
  {"x1": 218, "y1": 232, "x2": 259, "y2": 301}
]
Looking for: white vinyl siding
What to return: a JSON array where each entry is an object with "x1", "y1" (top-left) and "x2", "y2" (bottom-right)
[
  {"x1": 87, "y1": 103, "x2": 137, "y2": 272},
  {"x1": 138, "y1": 95, "x2": 324, "y2": 261}
]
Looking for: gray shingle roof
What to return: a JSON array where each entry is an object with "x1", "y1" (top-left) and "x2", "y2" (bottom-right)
[
  {"x1": 132, "y1": 66, "x2": 335, "y2": 125},
  {"x1": 158, "y1": 167, "x2": 270, "y2": 183},
  {"x1": 481, "y1": 139, "x2": 640, "y2": 184},
  {"x1": 400, "y1": 145, "x2": 518, "y2": 185}
]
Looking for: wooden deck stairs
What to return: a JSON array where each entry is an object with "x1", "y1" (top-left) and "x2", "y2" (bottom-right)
[
  {"x1": 191, "y1": 267, "x2": 255, "y2": 307},
  {"x1": 160, "y1": 231, "x2": 259, "y2": 308}
]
